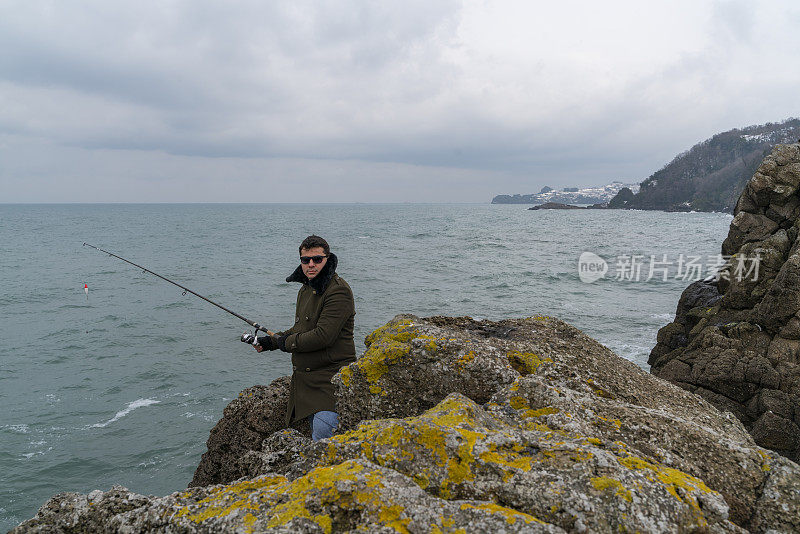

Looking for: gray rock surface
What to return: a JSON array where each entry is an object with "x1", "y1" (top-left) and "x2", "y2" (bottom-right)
[
  {"x1": 650, "y1": 142, "x2": 800, "y2": 463},
  {"x1": 189, "y1": 376, "x2": 310, "y2": 487},
  {"x1": 334, "y1": 314, "x2": 521, "y2": 430},
  {"x1": 14, "y1": 315, "x2": 800, "y2": 532}
]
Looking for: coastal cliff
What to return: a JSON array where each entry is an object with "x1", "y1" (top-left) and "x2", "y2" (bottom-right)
[
  {"x1": 13, "y1": 315, "x2": 800, "y2": 532},
  {"x1": 608, "y1": 119, "x2": 800, "y2": 212},
  {"x1": 650, "y1": 142, "x2": 800, "y2": 462},
  {"x1": 495, "y1": 119, "x2": 800, "y2": 212}
]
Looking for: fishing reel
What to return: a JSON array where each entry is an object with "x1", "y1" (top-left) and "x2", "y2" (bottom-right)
[
  {"x1": 241, "y1": 323, "x2": 270, "y2": 346},
  {"x1": 240, "y1": 332, "x2": 260, "y2": 346}
]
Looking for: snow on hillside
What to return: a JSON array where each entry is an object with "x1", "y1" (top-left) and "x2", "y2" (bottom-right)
[{"x1": 492, "y1": 181, "x2": 640, "y2": 205}]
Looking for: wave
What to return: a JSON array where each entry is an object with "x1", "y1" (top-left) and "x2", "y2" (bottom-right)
[
  {"x1": 151, "y1": 334, "x2": 181, "y2": 343},
  {"x1": 22, "y1": 446, "x2": 53, "y2": 459},
  {"x1": 154, "y1": 301, "x2": 192, "y2": 310},
  {"x1": 0, "y1": 294, "x2": 52, "y2": 305},
  {"x1": 1, "y1": 424, "x2": 30, "y2": 434},
  {"x1": 649, "y1": 313, "x2": 674, "y2": 322},
  {"x1": 488, "y1": 282, "x2": 510, "y2": 289},
  {"x1": 90, "y1": 398, "x2": 160, "y2": 428},
  {"x1": 180, "y1": 412, "x2": 214, "y2": 421}
]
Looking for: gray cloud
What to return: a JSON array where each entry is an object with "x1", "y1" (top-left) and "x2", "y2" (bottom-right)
[{"x1": 1, "y1": 1, "x2": 799, "y2": 201}]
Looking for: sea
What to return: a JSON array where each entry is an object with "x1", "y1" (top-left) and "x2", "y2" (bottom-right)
[{"x1": 0, "y1": 203, "x2": 732, "y2": 530}]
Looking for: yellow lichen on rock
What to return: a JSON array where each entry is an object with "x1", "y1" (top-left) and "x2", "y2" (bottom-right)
[
  {"x1": 618, "y1": 454, "x2": 714, "y2": 524},
  {"x1": 595, "y1": 414, "x2": 622, "y2": 429},
  {"x1": 590, "y1": 476, "x2": 633, "y2": 502},
  {"x1": 620, "y1": 455, "x2": 713, "y2": 496},
  {"x1": 569, "y1": 447, "x2": 594, "y2": 462},
  {"x1": 173, "y1": 475, "x2": 287, "y2": 525},
  {"x1": 177, "y1": 464, "x2": 390, "y2": 533},
  {"x1": 407, "y1": 397, "x2": 484, "y2": 497},
  {"x1": 586, "y1": 378, "x2": 615, "y2": 399},
  {"x1": 364, "y1": 319, "x2": 417, "y2": 346},
  {"x1": 478, "y1": 448, "x2": 533, "y2": 480},
  {"x1": 519, "y1": 407, "x2": 562, "y2": 425},
  {"x1": 331, "y1": 415, "x2": 443, "y2": 469},
  {"x1": 528, "y1": 407, "x2": 559, "y2": 417},
  {"x1": 455, "y1": 349, "x2": 476, "y2": 368},
  {"x1": 431, "y1": 515, "x2": 458, "y2": 533},
  {"x1": 413, "y1": 472, "x2": 430, "y2": 489},
  {"x1": 505, "y1": 394, "x2": 565, "y2": 435},
  {"x1": 509, "y1": 395, "x2": 528, "y2": 410},
  {"x1": 264, "y1": 460, "x2": 413, "y2": 533},
  {"x1": 377, "y1": 504, "x2": 411, "y2": 532},
  {"x1": 756, "y1": 449, "x2": 772, "y2": 472},
  {"x1": 348, "y1": 319, "x2": 418, "y2": 396},
  {"x1": 415, "y1": 334, "x2": 441, "y2": 353},
  {"x1": 534, "y1": 443, "x2": 594, "y2": 466},
  {"x1": 431, "y1": 526, "x2": 467, "y2": 534},
  {"x1": 242, "y1": 512, "x2": 256, "y2": 529},
  {"x1": 459, "y1": 502, "x2": 545, "y2": 525},
  {"x1": 338, "y1": 366, "x2": 352, "y2": 386},
  {"x1": 506, "y1": 350, "x2": 553, "y2": 375},
  {"x1": 328, "y1": 395, "x2": 572, "y2": 499}
]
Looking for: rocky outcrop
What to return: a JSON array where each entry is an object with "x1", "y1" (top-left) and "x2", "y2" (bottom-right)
[
  {"x1": 650, "y1": 143, "x2": 800, "y2": 463},
  {"x1": 189, "y1": 377, "x2": 310, "y2": 487},
  {"x1": 334, "y1": 315, "x2": 521, "y2": 430},
  {"x1": 607, "y1": 186, "x2": 635, "y2": 208},
  {"x1": 14, "y1": 315, "x2": 800, "y2": 533},
  {"x1": 527, "y1": 202, "x2": 584, "y2": 210}
]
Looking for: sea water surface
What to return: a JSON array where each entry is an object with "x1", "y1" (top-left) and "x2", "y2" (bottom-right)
[{"x1": 0, "y1": 203, "x2": 732, "y2": 529}]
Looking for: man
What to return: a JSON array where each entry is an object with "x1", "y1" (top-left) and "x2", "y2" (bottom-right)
[{"x1": 249, "y1": 235, "x2": 356, "y2": 440}]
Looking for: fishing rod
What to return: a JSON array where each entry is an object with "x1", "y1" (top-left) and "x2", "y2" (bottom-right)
[{"x1": 83, "y1": 243, "x2": 270, "y2": 337}]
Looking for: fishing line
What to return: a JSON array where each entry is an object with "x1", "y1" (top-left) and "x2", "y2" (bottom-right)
[{"x1": 83, "y1": 243, "x2": 270, "y2": 335}]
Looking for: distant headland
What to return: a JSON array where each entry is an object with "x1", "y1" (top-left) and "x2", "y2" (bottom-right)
[
  {"x1": 492, "y1": 181, "x2": 639, "y2": 206},
  {"x1": 495, "y1": 118, "x2": 800, "y2": 213}
]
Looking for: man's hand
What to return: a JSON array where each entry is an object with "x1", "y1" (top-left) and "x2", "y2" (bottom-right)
[
  {"x1": 241, "y1": 332, "x2": 278, "y2": 352},
  {"x1": 257, "y1": 335, "x2": 279, "y2": 351},
  {"x1": 258, "y1": 330, "x2": 276, "y2": 349}
]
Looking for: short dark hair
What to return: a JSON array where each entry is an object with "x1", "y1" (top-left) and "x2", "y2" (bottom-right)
[{"x1": 299, "y1": 235, "x2": 330, "y2": 255}]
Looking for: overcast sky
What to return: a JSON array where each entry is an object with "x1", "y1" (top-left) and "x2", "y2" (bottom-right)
[{"x1": 1, "y1": 0, "x2": 798, "y2": 202}]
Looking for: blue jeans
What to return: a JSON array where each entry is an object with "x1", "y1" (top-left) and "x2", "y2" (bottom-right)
[{"x1": 311, "y1": 410, "x2": 339, "y2": 441}]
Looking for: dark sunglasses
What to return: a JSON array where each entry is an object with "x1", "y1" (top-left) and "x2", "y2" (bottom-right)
[{"x1": 300, "y1": 255, "x2": 327, "y2": 265}]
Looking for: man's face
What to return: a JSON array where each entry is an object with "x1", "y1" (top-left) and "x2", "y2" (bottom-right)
[{"x1": 300, "y1": 246, "x2": 328, "y2": 280}]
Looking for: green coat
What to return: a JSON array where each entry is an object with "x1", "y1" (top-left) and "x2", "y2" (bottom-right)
[{"x1": 278, "y1": 253, "x2": 356, "y2": 425}]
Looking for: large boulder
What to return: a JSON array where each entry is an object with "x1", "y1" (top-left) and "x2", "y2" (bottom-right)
[
  {"x1": 14, "y1": 315, "x2": 800, "y2": 533},
  {"x1": 334, "y1": 314, "x2": 522, "y2": 430},
  {"x1": 650, "y1": 143, "x2": 800, "y2": 462},
  {"x1": 189, "y1": 377, "x2": 310, "y2": 487}
]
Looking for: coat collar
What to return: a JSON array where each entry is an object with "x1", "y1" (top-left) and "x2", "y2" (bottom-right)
[{"x1": 286, "y1": 252, "x2": 338, "y2": 293}]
